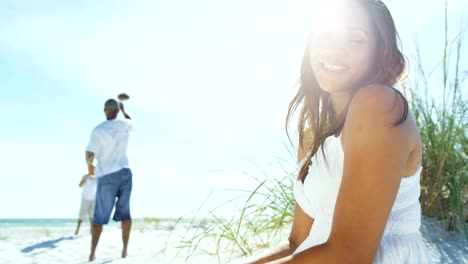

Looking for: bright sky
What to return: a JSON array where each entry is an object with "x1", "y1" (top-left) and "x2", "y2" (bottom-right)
[{"x1": 0, "y1": 0, "x2": 466, "y2": 219}]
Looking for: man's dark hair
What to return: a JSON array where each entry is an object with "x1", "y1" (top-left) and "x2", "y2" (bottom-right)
[{"x1": 104, "y1": 99, "x2": 119, "y2": 110}]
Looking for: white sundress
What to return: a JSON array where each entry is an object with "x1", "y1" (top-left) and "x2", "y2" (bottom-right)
[{"x1": 294, "y1": 134, "x2": 432, "y2": 263}]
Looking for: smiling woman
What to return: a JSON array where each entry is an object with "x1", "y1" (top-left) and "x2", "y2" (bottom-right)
[
  {"x1": 309, "y1": 4, "x2": 377, "y2": 92},
  {"x1": 243, "y1": 0, "x2": 432, "y2": 263}
]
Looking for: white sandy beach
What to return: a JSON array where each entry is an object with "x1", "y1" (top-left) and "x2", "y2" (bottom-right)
[
  {"x1": 0, "y1": 218, "x2": 466, "y2": 264},
  {"x1": 0, "y1": 219, "x2": 244, "y2": 264}
]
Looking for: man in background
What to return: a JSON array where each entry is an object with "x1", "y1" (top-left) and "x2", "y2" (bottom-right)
[
  {"x1": 75, "y1": 174, "x2": 97, "y2": 235},
  {"x1": 85, "y1": 99, "x2": 134, "y2": 262}
]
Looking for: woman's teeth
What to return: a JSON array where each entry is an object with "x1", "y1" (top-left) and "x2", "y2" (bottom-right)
[{"x1": 321, "y1": 62, "x2": 347, "y2": 72}]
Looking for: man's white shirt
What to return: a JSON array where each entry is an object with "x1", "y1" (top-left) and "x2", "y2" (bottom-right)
[{"x1": 86, "y1": 119, "x2": 133, "y2": 177}]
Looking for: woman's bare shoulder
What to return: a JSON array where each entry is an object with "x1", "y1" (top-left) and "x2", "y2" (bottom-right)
[{"x1": 346, "y1": 84, "x2": 407, "y2": 127}]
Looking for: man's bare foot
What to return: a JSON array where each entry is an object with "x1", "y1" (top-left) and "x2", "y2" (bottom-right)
[
  {"x1": 89, "y1": 254, "x2": 95, "y2": 262},
  {"x1": 122, "y1": 249, "x2": 127, "y2": 258}
]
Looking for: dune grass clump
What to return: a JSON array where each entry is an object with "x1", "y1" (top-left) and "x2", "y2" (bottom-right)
[
  {"x1": 403, "y1": 0, "x2": 467, "y2": 237},
  {"x1": 170, "y1": 163, "x2": 296, "y2": 263}
]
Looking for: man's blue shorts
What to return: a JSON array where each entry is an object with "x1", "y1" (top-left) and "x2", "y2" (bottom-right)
[{"x1": 93, "y1": 168, "x2": 132, "y2": 225}]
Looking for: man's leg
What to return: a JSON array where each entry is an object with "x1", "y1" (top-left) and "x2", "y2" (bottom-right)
[
  {"x1": 89, "y1": 175, "x2": 117, "y2": 262},
  {"x1": 75, "y1": 219, "x2": 82, "y2": 235},
  {"x1": 121, "y1": 220, "x2": 131, "y2": 258},
  {"x1": 114, "y1": 169, "x2": 133, "y2": 258},
  {"x1": 89, "y1": 224, "x2": 102, "y2": 261}
]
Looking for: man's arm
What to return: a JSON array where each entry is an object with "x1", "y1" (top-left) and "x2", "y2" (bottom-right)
[
  {"x1": 119, "y1": 102, "x2": 131, "y2": 120},
  {"x1": 85, "y1": 151, "x2": 95, "y2": 176}
]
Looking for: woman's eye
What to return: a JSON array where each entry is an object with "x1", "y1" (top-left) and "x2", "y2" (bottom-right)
[
  {"x1": 349, "y1": 38, "x2": 364, "y2": 44},
  {"x1": 348, "y1": 31, "x2": 367, "y2": 45}
]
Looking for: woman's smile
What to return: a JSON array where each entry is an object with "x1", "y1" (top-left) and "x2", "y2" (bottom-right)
[{"x1": 319, "y1": 61, "x2": 349, "y2": 73}]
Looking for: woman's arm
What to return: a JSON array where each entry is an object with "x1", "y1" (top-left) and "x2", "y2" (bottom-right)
[
  {"x1": 242, "y1": 204, "x2": 314, "y2": 264},
  {"x1": 240, "y1": 242, "x2": 294, "y2": 264},
  {"x1": 243, "y1": 130, "x2": 315, "y2": 264},
  {"x1": 273, "y1": 85, "x2": 413, "y2": 263}
]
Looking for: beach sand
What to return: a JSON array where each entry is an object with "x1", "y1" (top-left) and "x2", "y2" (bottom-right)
[{"x1": 0, "y1": 218, "x2": 466, "y2": 263}]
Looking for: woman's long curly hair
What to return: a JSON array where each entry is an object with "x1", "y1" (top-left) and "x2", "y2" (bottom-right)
[{"x1": 286, "y1": 0, "x2": 408, "y2": 182}]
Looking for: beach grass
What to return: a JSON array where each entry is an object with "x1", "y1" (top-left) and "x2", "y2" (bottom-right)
[
  {"x1": 402, "y1": 0, "x2": 467, "y2": 237},
  {"x1": 143, "y1": 217, "x2": 163, "y2": 224},
  {"x1": 42, "y1": 228, "x2": 52, "y2": 238},
  {"x1": 164, "y1": 163, "x2": 296, "y2": 263}
]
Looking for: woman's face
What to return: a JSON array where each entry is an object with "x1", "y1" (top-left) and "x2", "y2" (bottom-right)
[{"x1": 309, "y1": 1, "x2": 377, "y2": 94}]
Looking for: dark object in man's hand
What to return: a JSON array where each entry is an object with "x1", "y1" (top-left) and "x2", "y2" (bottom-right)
[{"x1": 118, "y1": 93, "x2": 130, "y2": 101}]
